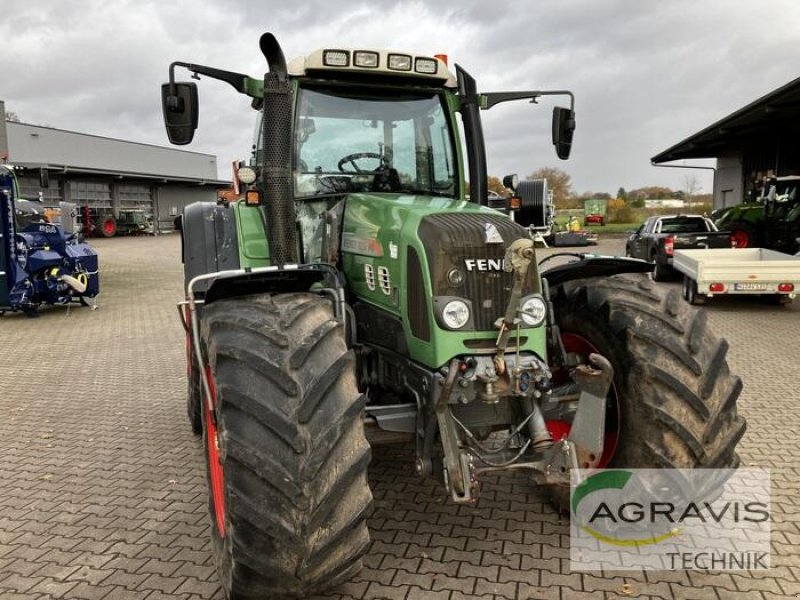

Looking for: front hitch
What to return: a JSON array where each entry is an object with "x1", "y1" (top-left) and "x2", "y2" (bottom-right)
[
  {"x1": 540, "y1": 353, "x2": 614, "y2": 485},
  {"x1": 492, "y1": 238, "x2": 535, "y2": 376}
]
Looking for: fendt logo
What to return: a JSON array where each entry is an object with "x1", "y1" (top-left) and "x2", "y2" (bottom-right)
[
  {"x1": 571, "y1": 470, "x2": 769, "y2": 548},
  {"x1": 464, "y1": 258, "x2": 505, "y2": 272}
]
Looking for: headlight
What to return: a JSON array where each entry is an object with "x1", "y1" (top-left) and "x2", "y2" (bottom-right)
[
  {"x1": 237, "y1": 166, "x2": 257, "y2": 184},
  {"x1": 441, "y1": 299, "x2": 470, "y2": 330},
  {"x1": 520, "y1": 296, "x2": 547, "y2": 327},
  {"x1": 323, "y1": 50, "x2": 349, "y2": 67},
  {"x1": 388, "y1": 53, "x2": 412, "y2": 71},
  {"x1": 447, "y1": 267, "x2": 465, "y2": 286},
  {"x1": 354, "y1": 51, "x2": 379, "y2": 68}
]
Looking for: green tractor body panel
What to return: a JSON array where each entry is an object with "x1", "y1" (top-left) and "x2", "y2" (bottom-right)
[
  {"x1": 716, "y1": 204, "x2": 764, "y2": 228},
  {"x1": 340, "y1": 193, "x2": 548, "y2": 368},
  {"x1": 230, "y1": 191, "x2": 549, "y2": 369},
  {"x1": 233, "y1": 202, "x2": 270, "y2": 268}
]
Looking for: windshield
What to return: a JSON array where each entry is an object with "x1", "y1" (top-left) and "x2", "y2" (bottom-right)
[{"x1": 293, "y1": 87, "x2": 457, "y2": 199}]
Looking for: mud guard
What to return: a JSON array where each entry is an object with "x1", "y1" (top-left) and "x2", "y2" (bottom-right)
[{"x1": 541, "y1": 254, "x2": 653, "y2": 288}]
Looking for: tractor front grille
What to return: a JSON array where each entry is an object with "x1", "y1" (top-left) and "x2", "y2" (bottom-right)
[{"x1": 418, "y1": 213, "x2": 539, "y2": 331}]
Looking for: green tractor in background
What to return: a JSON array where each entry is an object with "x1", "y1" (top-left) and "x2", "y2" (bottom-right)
[
  {"x1": 714, "y1": 175, "x2": 800, "y2": 253},
  {"x1": 163, "y1": 33, "x2": 746, "y2": 599}
]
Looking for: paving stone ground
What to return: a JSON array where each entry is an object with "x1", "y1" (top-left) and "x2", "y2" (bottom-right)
[{"x1": 0, "y1": 234, "x2": 797, "y2": 600}]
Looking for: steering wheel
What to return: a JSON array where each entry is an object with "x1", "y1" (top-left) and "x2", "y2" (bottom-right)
[{"x1": 337, "y1": 152, "x2": 385, "y2": 173}]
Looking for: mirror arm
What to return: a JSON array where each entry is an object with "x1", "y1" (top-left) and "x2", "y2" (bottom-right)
[
  {"x1": 169, "y1": 61, "x2": 249, "y2": 95},
  {"x1": 480, "y1": 90, "x2": 574, "y2": 111}
]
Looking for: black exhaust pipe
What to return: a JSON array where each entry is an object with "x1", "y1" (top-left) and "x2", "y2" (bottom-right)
[{"x1": 258, "y1": 33, "x2": 298, "y2": 266}]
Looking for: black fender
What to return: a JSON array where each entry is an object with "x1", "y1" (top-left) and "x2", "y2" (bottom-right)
[
  {"x1": 181, "y1": 201, "x2": 340, "y2": 306},
  {"x1": 181, "y1": 201, "x2": 240, "y2": 296},
  {"x1": 203, "y1": 265, "x2": 336, "y2": 305},
  {"x1": 541, "y1": 254, "x2": 654, "y2": 288}
]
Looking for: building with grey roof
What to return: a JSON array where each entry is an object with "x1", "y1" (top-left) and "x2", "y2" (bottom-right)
[
  {"x1": 652, "y1": 76, "x2": 800, "y2": 210},
  {"x1": 0, "y1": 99, "x2": 228, "y2": 234}
]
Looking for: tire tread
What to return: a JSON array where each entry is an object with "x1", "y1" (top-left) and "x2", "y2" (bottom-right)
[{"x1": 200, "y1": 293, "x2": 372, "y2": 599}]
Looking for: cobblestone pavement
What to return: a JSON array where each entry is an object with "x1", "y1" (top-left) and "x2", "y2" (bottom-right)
[{"x1": 0, "y1": 234, "x2": 797, "y2": 600}]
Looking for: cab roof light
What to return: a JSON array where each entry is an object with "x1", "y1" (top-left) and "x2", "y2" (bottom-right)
[
  {"x1": 388, "y1": 53, "x2": 412, "y2": 71},
  {"x1": 323, "y1": 50, "x2": 349, "y2": 67},
  {"x1": 434, "y1": 53, "x2": 448, "y2": 66},
  {"x1": 354, "y1": 51, "x2": 379, "y2": 68},
  {"x1": 415, "y1": 57, "x2": 438, "y2": 74}
]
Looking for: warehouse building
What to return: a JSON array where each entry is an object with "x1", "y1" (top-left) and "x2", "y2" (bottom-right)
[
  {"x1": 652, "y1": 76, "x2": 800, "y2": 210},
  {"x1": 0, "y1": 99, "x2": 228, "y2": 233}
]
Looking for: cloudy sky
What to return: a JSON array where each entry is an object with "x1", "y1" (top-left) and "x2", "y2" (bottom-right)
[{"x1": 2, "y1": 0, "x2": 798, "y2": 196}]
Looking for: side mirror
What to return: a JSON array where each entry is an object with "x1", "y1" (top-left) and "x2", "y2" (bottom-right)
[
  {"x1": 161, "y1": 82, "x2": 199, "y2": 145},
  {"x1": 552, "y1": 106, "x2": 575, "y2": 160}
]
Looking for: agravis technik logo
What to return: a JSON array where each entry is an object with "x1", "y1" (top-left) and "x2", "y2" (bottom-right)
[
  {"x1": 571, "y1": 470, "x2": 682, "y2": 547},
  {"x1": 570, "y1": 468, "x2": 771, "y2": 571}
]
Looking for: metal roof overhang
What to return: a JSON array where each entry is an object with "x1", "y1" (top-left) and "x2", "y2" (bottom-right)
[
  {"x1": 651, "y1": 75, "x2": 800, "y2": 164},
  {"x1": 12, "y1": 162, "x2": 230, "y2": 186}
]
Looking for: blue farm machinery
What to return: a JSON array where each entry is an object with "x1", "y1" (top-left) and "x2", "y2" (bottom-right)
[{"x1": 0, "y1": 165, "x2": 99, "y2": 316}]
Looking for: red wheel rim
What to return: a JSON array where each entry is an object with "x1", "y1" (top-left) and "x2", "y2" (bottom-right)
[
  {"x1": 204, "y1": 366, "x2": 226, "y2": 536},
  {"x1": 731, "y1": 230, "x2": 749, "y2": 249},
  {"x1": 547, "y1": 332, "x2": 620, "y2": 468},
  {"x1": 103, "y1": 219, "x2": 115, "y2": 236}
]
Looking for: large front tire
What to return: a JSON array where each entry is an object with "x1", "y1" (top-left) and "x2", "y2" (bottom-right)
[
  {"x1": 549, "y1": 274, "x2": 745, "y2": 503},
  {"x1": 200, "y1": 293, "x2": 372, "y2": 599}
]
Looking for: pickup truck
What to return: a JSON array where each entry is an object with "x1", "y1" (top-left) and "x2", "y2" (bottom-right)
[
  {"x1": 674, "y1": 248, "x2": 800, "y2": 305},
  {"x1": 625, "y1": 214, "x2": 733, "y2": 281}
]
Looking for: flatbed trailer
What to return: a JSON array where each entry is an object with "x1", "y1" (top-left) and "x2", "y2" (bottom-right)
[{"x1": 673, "y1": 248, "x2": 800, "y2": 305}]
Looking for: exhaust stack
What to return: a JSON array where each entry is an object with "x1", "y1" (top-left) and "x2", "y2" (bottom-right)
[{"x1": 258, "y1": 32, "x2": 298, "y2": 266}]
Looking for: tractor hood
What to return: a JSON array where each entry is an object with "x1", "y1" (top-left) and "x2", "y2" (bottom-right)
[{"x1": 340, "y1": 193, "x2": 544, "y2": 368}]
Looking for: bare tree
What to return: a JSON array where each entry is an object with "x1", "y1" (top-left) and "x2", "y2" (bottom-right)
[
  {"x1": 4, "y1": 110, "x2": 20, "y2": 122},
  {"x1": 683, "y1": 174, "x2": 701, "y2": 209}
]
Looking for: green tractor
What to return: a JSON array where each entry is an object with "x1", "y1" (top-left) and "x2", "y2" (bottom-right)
[
  {"x1": 163, "y1": 33, "x2": 746, "y2": 599},
  {"x1": 714, "y1": 175, "x2": 800, "y2": 253}
]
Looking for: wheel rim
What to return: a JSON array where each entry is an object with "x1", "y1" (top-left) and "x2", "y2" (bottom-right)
[
  {"x1": 547, "y1": 332, "x2": 620, "y2": 468},
  {"x1": 103, "y1": 219, "x2": 115, "y2": 236},
  {"x1": 204, "y1": 366, "x2": 226, "y2": 536},
  {"x1": 731, "y1": 229, "x2": 749, "y2": 248}
]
